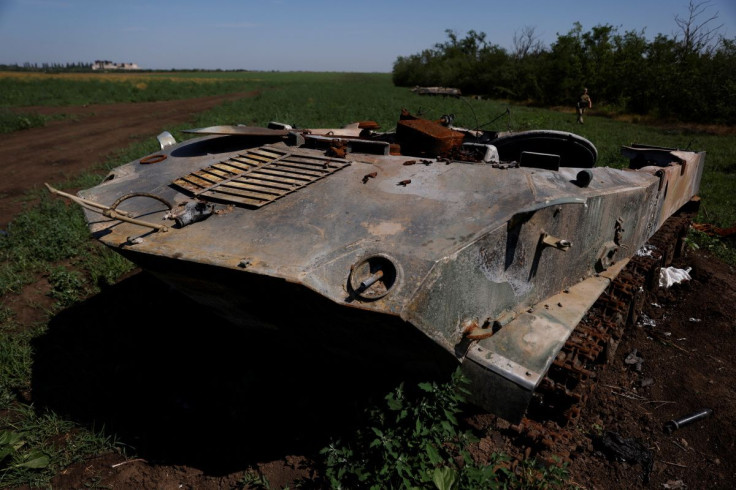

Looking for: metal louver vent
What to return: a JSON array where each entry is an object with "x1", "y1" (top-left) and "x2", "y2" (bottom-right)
[{"x1": 172, "y1": 146, "x2": 351, "y2": 208}]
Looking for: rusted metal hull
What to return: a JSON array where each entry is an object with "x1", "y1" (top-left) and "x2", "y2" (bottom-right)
[
  {"x1": 69, "y1": 116, "x2": 705, "y2": 422},
  {"x1": 411, "y1": 86, "x2": 462, "y2": 97}
]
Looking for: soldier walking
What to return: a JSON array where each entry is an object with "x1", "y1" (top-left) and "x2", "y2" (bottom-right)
[{"x1": 576, "y1": 88, "x2": 592, "y2": 124}]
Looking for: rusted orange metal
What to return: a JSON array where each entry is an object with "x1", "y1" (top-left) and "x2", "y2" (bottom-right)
[{"x1": 395, "y1": 118, "x2": 465, "y2": 157}]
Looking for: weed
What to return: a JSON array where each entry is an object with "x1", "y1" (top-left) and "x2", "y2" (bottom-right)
[
  {"x1": 47, "y1": 266, "x2": 87, "y2": 308},
  {"x1": 0, "y1": 193, "x2": 88, "y2": 265},
  {"x1": 686, "y1": 228, "x2": 736, "y2": 266},
  {"x1": 514, "y1": 457, "x2": 571, "y2": 489},
  {"x1": 0, "y1": 405, "x2": 120, "y2": 487},
  {"x1": 590, "y1": 423, "x2": 604, "y2": 437},
  {"x1": 240, "y1": 470, "x2": 272, "y2": 489},
  {"x1": 320, "y1": 370, "x2": 570, "y2": 489},
  {"x1": 0, "y1": 430, "x2": 50, "y2": 470},
  {"x1": 0, "y1": 109, "x2": 48, "y2": 133},
  {"x1": 0, "y1": 325, "x2": 35, "y2": 411},
  {"x1": 0, "y1": 189, "x2": 134, "y2": 300}
]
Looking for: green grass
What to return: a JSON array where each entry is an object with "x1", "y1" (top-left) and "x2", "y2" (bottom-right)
[
  {"x1": 0, "y1": 191, "x2": 136, "y2": 299},
  {"x1": 320, "y1": 369, "x2": 571, "y2": 489},
  {"x1": 0, "y1": 109, "x2": 49, "y2": 133},
  {"x1": 0, "y1": 404, "x2": 120, "y2": 488},
  {"x1": 0, "y1": 71, "x2": 733, "y2": 487},
  {"x1": 0, "y1": 74, "x2": 260, "y2": 107},
  {"x1": 1, "y1": 318, "x2": 121, "y2": 487}
]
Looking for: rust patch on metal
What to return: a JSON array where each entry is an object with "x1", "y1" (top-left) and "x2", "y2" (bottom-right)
[
  {"x1": 326, "y1": 140, "x2": 347, "y2": 158},
  {"x1": 365, "y1": 221, "x2": 405, "y2": 237},
  {"x1": 357, "y1": 120, "x2": 380, "y2": 130},
  {"x1": 395, "y1": 111, "x2": 465, "y2": 157},
  {"x1": 139, "y1": 154, "x2": 167, "y2": 164},
  {"x1": 172, "y1": 145, "x2": 350, "y2": 208},
  {"x1": 362, "y1": 171, "x2": 377, "y2": 184}
]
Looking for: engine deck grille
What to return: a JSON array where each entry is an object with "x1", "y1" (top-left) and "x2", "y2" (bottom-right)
[{"x1": 172, "y1": 146, "x2": 351, "y2": 208}]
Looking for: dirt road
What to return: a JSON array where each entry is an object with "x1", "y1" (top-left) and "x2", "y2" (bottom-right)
[{"x1": 0, "y1": 92, "x2": 255, "y2": 227}]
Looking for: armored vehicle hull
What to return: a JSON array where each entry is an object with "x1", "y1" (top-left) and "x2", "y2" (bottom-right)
[{"x1": 51, "y1": 113, "x2": 705, "y2": 422}]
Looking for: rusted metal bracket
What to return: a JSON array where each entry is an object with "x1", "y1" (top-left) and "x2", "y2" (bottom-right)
[{"x1": 542, "y1": 233, "x2": 572, "y2": 251}]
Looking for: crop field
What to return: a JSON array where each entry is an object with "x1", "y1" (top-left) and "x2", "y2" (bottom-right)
[{"x1": 1, "y1": 71, "x2": 735, "y2": 488}]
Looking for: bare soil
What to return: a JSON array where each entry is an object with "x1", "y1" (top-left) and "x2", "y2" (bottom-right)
[
  {"x1": 0, "y1": 92, "x2": 256, "y2": 228},
  {"x1": 2, "y1": 99, "x2": 735, "y2": 489}
]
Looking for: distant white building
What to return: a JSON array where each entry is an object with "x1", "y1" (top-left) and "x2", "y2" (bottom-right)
[{"x1": 92, "y1": 60, "x2": 140, "y2": 71}]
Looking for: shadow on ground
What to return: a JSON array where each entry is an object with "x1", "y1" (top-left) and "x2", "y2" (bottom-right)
[{"x1": 30, "y1": 271, "x2": 455, "y2": 475}]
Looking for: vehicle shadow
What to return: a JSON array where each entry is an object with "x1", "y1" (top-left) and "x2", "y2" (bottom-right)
[{"x1": 31, "y1": 271, "x2": 455, "y2": 475}]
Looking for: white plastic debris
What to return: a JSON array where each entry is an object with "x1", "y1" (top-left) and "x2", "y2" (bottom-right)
[
  {"x1": 625, "y1": 349, "x2": 644, "y2": 371},
  {"x1": 636, "y1": 244, "x2": 657, "y2": 257},
  {"x1": 638, "y1": 313, "x2": 657, "y2": 328},
  {"x1": 659, "y1": 266, "x2": 692, "y2": 288},
  {"x1": 689, "y1": 317, "x2": 702, "y2": 323},
  {"x1": 663, "y1": 480, "x2": 686, "y2": 490}
]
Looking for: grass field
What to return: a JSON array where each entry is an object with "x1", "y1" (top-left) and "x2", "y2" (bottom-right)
[
  {"x1": 0, "y1": 71, "x2": 734, "y2": 487},
  {"x1": 1, "y1": 70, "x2": 734, "y2": 232}
]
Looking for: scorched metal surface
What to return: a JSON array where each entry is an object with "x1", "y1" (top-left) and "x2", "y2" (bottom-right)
[{"x1": 56, "y1": 113, "x2": 705, "y2": 421}]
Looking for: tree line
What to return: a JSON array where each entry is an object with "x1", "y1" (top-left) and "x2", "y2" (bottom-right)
[
  {"x1": 0, "y1": 62, "x2": 94, "y2": 72},
  {"x1": 392, "y1": 4, "x2": 735, "y2": 124}
]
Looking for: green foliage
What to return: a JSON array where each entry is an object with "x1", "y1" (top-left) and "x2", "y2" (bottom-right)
[
  {"x1": 0, "y1": 182, "x2": 134, "y2": 300},
  {"x1": 0, "y1": 75, "x2": 259, "y2": 108},
  {"x1": 0, "y1": 193, "x2": 89, "y2": 264},
  {"x1": 47, "y1": 266, "x2": 87, "y2": 308},
  {"x1": 240, "y1": 470, "x2": 272, "y2": 489},
  {"x1": 0, "y1": 325, "x2": 35, "y2": 411},
  {"x1": 686, "y1": 228, "x2": 736, "y2": 266},
  {"x1": 320, "y1": 370, "x2": 494, "y2": 488},
  {"x1": 320, "y1": 370, "x2": 569, "y2": 489},
  {"x1": 0, "y1": 406, "x2": 119, "y2": 488},
  {"x1": 393, "y1": 24, "x2": 736, "y2": 124},
  {"x1": 0, "y1": 109, "x2": 48, "y2": 133},
  {"x1": 0, "y1": 194, "x2": 89, "y2": 296},
  {"x1": 0, "y1": 430, "x2": 50, "y2": 470}
]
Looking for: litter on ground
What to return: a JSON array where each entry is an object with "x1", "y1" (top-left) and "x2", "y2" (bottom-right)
[{"x1": 659, "y1": 267, "x2": 692, "y2": 288}]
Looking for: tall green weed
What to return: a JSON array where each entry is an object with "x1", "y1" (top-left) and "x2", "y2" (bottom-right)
[{"x1": 320, "y1": 370, "x2": 569, "y2": 489}]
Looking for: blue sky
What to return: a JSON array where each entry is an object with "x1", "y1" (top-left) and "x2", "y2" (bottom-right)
[{"x1": 1, "y1": 0, "x2": 735, "y2": 72}]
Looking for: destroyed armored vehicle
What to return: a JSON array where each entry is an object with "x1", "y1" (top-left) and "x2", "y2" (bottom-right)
[
  {"x1": 49, "y1": 110, "x2": 704, "y2": 422},
  {"x1": 411, "y1": 86, "x2": 462, "y2": 97}
]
